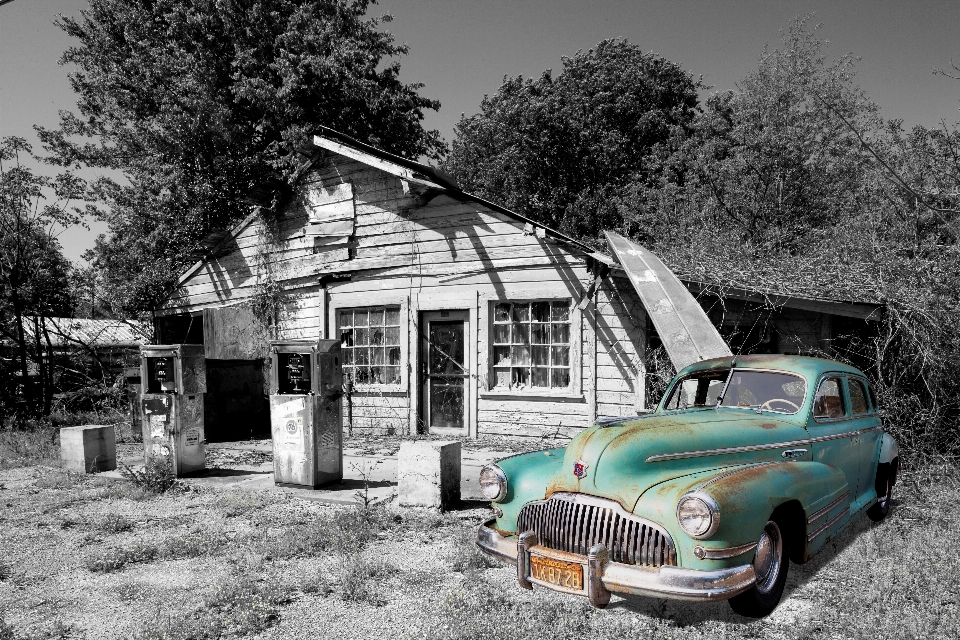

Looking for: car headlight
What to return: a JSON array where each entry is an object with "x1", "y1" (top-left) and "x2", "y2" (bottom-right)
[
  {"x1": 479, "y1": 464, "x2": 507, "y2": 502},
  {"x1": 676, "y1": 493, "x2": 720, "y2": 538}
]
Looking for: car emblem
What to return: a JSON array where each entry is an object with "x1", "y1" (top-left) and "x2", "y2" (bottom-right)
[{"x1": 573, "y1": 460, "x2": 588, "y2": 479}]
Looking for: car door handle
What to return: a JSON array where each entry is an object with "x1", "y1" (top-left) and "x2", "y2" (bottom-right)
[{"x1": 781, "y1": 449, "x2": 808, "y2": 459}]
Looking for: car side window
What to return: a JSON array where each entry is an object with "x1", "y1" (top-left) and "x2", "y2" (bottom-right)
[
  {"x1": 848, "y1": 379, "x2": 869, "y2": 415},
  {"x1": 813, "y1": 377, "x2": 846, "y2": 419}
]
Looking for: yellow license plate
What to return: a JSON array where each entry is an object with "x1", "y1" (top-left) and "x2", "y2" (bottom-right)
[{"x1": 530, "y1": 555, "x2": 584, "y2": 591}]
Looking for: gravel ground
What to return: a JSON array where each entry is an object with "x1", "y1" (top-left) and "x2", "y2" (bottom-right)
[{"x1": 2, "y1": 454, "x2": 959, "y2": 640}]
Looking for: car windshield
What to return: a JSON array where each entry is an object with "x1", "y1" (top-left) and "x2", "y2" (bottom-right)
[{"x1": 663, "y1": 369, "x2": 806, "y2": 414}]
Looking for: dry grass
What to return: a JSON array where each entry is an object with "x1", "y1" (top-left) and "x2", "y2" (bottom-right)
[{"x1": 1, "y1": 457, "x2": 956, "y2": 640}]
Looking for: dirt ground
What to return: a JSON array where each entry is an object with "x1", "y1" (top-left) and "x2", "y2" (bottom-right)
[{"x1": 1, "y1": 448, "x2": 959, "y2": 640}]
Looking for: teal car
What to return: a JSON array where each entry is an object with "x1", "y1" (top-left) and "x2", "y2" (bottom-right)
[{"x1": 476, "y1": 355, "x2": 899, "y2": 617}]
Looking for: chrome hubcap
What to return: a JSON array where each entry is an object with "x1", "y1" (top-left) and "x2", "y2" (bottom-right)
[{"x1": 753, "y1": 521, "x2": 782, "y2": 594}]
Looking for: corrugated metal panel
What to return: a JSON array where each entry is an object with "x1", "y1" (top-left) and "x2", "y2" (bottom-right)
[
  {"x1": 22, "y1": 318, "x2": 151, "y2": 349},
  {"x1": 604, "y1": 232, "x2": 731, "y2": 371}
]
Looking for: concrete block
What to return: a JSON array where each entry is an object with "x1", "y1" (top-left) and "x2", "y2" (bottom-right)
[
  {"x1": 398, "y1": 440, "x2": 461, "y2": 510},
  {"x1": 60, "y1": 425, "x2": 117, "y2": 473}
]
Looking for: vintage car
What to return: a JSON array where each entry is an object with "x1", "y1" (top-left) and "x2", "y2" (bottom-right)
[{"x1": 476, "y1": 354, "x2": 899, "y2": 617}]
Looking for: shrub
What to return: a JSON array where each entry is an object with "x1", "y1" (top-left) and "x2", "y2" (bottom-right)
[
  {"x1": 119, "y1": 458, "x2": 176, "y2": 495},
  {"x1": 85, "y1": 540, "x2": 159, "y2": 573},
  {"x1": 0, "y1": 427, "x2": 59, "y2": 470},
  {"x1": 338, "y1": 554, "x2": 396, "y2": 605}
]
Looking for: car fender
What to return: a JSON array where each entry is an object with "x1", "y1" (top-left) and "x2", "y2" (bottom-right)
[
  {"x1": 878, "y1": 432, "x2": 899, "y2": 467},
  {"x1": 636, "y1": 461, "x2": 848, "y2": 568},
  {"x1": 487, "y1": 449, "x2": 566, "y2": 533}
]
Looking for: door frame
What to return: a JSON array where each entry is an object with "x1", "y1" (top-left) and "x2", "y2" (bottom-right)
[{"x1": 419, "y1": 309, "x2": 471, "y2": 436}]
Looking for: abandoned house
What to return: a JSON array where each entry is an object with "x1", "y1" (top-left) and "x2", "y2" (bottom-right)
[{"x1": 153, "y1": 128, "x2": 883, "y2": 441}]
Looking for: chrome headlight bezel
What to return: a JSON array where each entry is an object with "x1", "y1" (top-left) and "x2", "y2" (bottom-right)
[
  {"x1": 676, "y1": 492, "x2": 720, "y2": 539},
  {"x1": 479, "y1": 464, "x2": 508, "y2": 502}
]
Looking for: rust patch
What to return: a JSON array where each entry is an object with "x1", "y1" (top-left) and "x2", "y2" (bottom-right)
[{"x1": 760, "y1": 423, "x2": 777, "y2": 430}]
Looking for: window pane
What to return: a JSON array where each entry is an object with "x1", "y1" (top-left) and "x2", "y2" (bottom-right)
[
  {"x1": 388, "y1": 346, "x2": 401, "y2": 366},
  {"x1": 370, "y1": 327, "x2": 384, "y2": 346},
  {"x1": 494, "y1": 368, "x2": 511, "y2": 388},
  {"x1": 355, "y1": 348, "x2": 369, "y2": 365},
  {"x1": 369, "y1": 366, "x2": 383, "y2": 384},
  {"x1": 849, "y1": 380, "x2": 868, "y2": 414},
  {"x1": 813, "y1": 378, "x2": 845, "y2": 418},
  {"x1": 532, "y1": 367, "x2": 550, "y2": 387},
  {"x1": 353, "y1": 310, "x2": 368, "y2": 327},
  {"x1": 531, "y1": 302, "x2": 551, "y2": 322},
  {"x1": 494, "y1": 303, "x2": 511, "y2": 322},
  {"x1": 552, "y1": 346, "x2": 570, "y2": 367},
  {"x1": 342, "y1": 348, "x2": 354, "y2": 365},
  {"x1": 512, "y1": 367, "x2": 529, "y2": 387},
  {"x1": 385, "y1": 307, "x2": 400, "y2": 326},
  {"x1": 371, "y1": 348, "x2": 384, "y2": 366},
  {"x1": 340, "y1": 329, "x2": 354, "y2": 348},
  {"x1": 385, "y1": 367, "x2": 401, "y2": 385},
  {"x1": 531, "y1": 324, "x2": 549, "y2": 344},
  {"x1": 354, "y1": 327, "x2": 369, "y2": 346},
  {"x1": 339, "y1": 310, "x2": 353, "y2": 328},
  {"x1": 551, "y1": 369, "x2": 570, "y2": 388},
  {"x1": 551, "y1": 323, "x2": 569, "y2": 344},
  {"x1": 512, "y1": 345, "x2": 531, "y2": 366},
  {"x1": 512, "y1": 323, "x2": 530, "y2": 344},
  {"x1": 355, "y1": 366, "x2": 369, "y2": 384},
  {"x1": 493, "y1": 324, "x2": 510, "y2": 344},
  {"x1": 493, "y1": 346, "x2": 511, "y2": 366},
  {"x1": 343, "y1": 367, "x2": 355, "y2": 384},
  {"x1": 385, "y1": 326, "x2": 399, "y2": 345},
  {"x1": 368, "y1": 308, "x2": 384, "y2": 326},
  {"x1": 512, "y1": 304, "x2": 529, "y2": 322},
  {"x1": 532, "y1": 345, "x2": 549, "y2": 366},
  {"x1": 551, "y1": 301, "x2": 569, "y2": 322}
]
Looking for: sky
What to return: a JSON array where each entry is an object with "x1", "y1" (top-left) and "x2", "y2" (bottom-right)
[{"x1": 2, "y1": 0, "x2": 959, "y2": 265}]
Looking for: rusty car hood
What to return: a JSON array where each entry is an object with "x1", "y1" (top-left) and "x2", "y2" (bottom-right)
[{"x1": 545, "y1": 409, "x2": 810, "y2": 511}]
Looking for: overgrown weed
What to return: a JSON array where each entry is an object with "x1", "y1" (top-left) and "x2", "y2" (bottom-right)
[
  {"x1": 84, "y1": 528, "x2": 228, "y2": 573},
  {"x1": 119, "y1": 458, "x2": 177, "y2": 495},
  {"x1": 338, "y1": 554, "x2": 397, "y2": 605},
  {"x1": 447, "y1": 525, "x2": 496, "y2": 573},
  {"x1": 0, "y1": 428, "x2": 59, "y2": 470}
]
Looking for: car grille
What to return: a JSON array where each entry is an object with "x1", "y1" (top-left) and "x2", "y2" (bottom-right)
[{"x1": 516, "y1": 493, "x2": 676, "y2": 567}]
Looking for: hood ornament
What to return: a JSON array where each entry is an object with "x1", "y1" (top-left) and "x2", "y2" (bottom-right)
[{"x1": 573, "y1": 460, "x2": 589, "y2": 479}]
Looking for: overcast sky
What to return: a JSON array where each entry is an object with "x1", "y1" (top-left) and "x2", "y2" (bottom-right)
[{"x1": 2, "y1": 0, "x2": 959, "y2": 264}]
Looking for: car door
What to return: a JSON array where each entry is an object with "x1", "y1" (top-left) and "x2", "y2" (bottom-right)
[
  {"x1": 809, "y1": 375, "x2": 860, "y2": 509},
  {"x1": 847, "y1": 376, "x2": 883, "y2": 507}
]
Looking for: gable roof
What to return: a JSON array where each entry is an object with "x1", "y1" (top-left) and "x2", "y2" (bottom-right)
[
  {"x1": 311, "y1": 127, "x2": 597, "y2": 256},
  {"x1": 20, "y1": 317, "x2": 152, "y2": 349}
]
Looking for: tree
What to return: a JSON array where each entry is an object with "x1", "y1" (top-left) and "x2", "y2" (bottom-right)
[
  {"x1": 444, "y1": 39, "x2": 701, "y2": 241},
  {"x1": 38, "y1": 0, "x2": 444, "y2": 315},
  {"x1": 0, "y1": 137, "x2": 78, "y2": 415}
]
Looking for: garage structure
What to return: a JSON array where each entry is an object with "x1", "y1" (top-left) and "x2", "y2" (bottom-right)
[{"x1": 154, "y1": 128, "x2": 882, "y2": 441}]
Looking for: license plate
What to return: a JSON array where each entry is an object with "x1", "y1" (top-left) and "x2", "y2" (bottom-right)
[{"x1": 530, "y1": 555, "x2": 583, "y2": 591}]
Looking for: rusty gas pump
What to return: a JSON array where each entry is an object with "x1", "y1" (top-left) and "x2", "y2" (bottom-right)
[
  {"x1": 139, "y1": 344, "x2": 206, "y2": 476},
  {"x1": 268, "y1": 339, "x2": 343, "y2": 488}
]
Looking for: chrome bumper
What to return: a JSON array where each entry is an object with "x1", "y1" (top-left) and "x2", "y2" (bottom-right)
[{"x1": 477, "y1": 520, "x2": 756, "y2": 605}]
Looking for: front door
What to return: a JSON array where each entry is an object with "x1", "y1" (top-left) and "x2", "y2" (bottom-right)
[{"x1": 420, "y1": 311, "x2": 469, "y2": 433}]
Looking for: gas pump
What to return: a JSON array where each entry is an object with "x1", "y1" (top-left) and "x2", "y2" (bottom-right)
[
  {"x1": 139, "y1": 344, "x2": 206, "y2": 476},
  {"x1": 269, "y1": 339, "x2": 343, "y2": 488}
]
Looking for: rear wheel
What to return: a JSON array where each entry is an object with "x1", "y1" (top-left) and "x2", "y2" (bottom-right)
[
  {"x1": 729, "y1": 519, "x2": 789, "y2": 618},
  {"x1": 867, "y1": 462, "x2": 894, "y2": 522}
]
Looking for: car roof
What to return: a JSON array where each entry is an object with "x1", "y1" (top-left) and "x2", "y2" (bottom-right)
[{"x1": 677, "y1": 354, "x2": 866, "y2": 381}]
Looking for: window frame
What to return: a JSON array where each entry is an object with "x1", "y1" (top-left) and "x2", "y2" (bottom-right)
[
  {"x1": 812, "y1": 375, "x2": 849, "y2": 422},
  {"x1": 480, "y1": 297, "x2": 582, "y2": 399},
  {"x1": 330, "y1": 298, "x2": 409, "y2": 392}
]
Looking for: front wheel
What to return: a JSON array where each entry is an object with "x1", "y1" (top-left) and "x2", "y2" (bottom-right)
[{"x1": 729, "y1": 519, "x2": 789, "y2": 618}]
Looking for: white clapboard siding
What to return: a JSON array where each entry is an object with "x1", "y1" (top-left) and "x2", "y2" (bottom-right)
[{"x1": 161, "y1": 145, "x2": 652, "y2": 439}]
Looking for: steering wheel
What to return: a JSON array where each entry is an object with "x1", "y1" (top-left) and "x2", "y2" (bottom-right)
[{"x1": 760, "y1": 398, "x2": 800, "y2": 413}]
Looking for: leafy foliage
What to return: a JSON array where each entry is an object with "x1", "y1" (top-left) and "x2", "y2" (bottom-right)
[
  {"x1": 39, "y1": 0, "x2": 444, "y2": 315},
  {"x1": 444, "y1": 38, "x2": 700, "y2": 240},
  {"x1": 0, "y1": 137, "x2": 79, "y2": 415}
]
